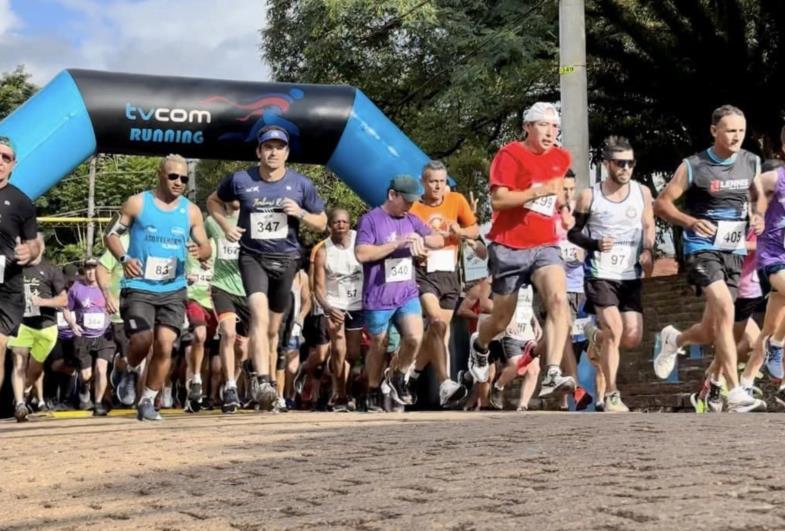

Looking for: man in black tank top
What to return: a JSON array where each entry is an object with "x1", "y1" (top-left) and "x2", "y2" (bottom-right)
[{"x1": 652, "y1": 105, "x2": 765, "y2": 413}]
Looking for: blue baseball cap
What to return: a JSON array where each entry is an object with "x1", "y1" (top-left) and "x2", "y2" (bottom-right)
[
  {"x1": 257, "y1": 128, "x2": 289, "y2": 145},
  {"x1": 0, "y1": 135, "x2": 17, "y2": 157}
]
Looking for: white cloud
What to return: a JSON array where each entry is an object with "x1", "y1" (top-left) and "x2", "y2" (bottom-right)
[
  {"x1": 0, "y1": 0, "x2": 21, "y2": 36},
  {"x1": 0, "y1": 0, "x2": 271, "y2": 86}
]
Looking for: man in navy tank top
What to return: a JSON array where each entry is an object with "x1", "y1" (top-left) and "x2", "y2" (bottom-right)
[
  {"x1": 105, "y1": 154, "x2": 212, "y2": 421},
  {"x1": 652, "y1": 105, "x2": 766, "y2": 413},
  {"x1": 207, "y1": 126, "x2": 327, "y2": 411},
  {"x1": 568, "y1": 136, "x2": 654, "y2": 412}
]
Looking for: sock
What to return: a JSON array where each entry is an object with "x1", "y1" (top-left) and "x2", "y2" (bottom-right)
[
  {"x1": 740, "y1": 376, "x2": 754, "y2": 389},
  {"x1": 771, "y1": 338, "x2": 784, "y2": 347},
  {"x1": 547, "y1": 364, "x2": 560, "y2": 376},
  {"x1": 192, "y1": 374, "x2": 202, "y2": 385},
  {"x1": 473, "y1": 339, "x2": 488, "y2": 354},
  {"x1": 410, "y1": 369, "x2": 422, "y2": 381},
  {"x1": 493, "y1": 381, "x2": 504, "y2": 391},
  {"x1": 258, "y1": 374, "x2": 270, "y2": 384},
  {"x1": 225, "y1": 379, "x2": 237, "y2": 389},
  {"x1": 141, "y1": 386, "x2": 158, "y2": 402}
]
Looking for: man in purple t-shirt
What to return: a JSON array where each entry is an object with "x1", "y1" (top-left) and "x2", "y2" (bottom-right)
[{"x1": 355, "y1": 175, "x2": 444, "y2": 411}]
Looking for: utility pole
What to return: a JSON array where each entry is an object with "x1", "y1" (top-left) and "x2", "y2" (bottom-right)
[
  {"x1": 86, "y1": 156, "x2": 97, "y2": 257},
  {"x1": 559, "y1": 0, "x2": 590, "y2": 190},
  {"x1": 187, "y1": 159, "x2": 197, "y2": 202}
]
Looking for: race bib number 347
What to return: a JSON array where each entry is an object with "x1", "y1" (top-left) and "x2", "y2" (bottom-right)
[{"x1": 250, "y1": 212, "x2": 288, "y2": 240}]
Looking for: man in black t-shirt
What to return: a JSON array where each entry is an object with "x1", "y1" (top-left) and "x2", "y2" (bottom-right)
[
  {"x1": 0, "y1": 136, "x2": 42, "y2": 418},
  {"x1": 8, "y1": 234, "x2": 66, "y2": 421}
]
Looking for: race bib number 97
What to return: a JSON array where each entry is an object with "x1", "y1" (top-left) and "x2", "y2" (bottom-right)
[{"x1": 250, "y1": 212, "x2": 288, "y2": 240}]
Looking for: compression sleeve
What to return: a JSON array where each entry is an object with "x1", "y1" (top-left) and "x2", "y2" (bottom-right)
[{"x1": 567, "y1": 212, "x2": 601, "y2": 252}]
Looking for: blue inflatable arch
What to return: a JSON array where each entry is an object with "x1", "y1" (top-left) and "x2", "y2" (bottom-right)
[{"x1": 0, "y1": 69, "x2": 444, "y2": 205}]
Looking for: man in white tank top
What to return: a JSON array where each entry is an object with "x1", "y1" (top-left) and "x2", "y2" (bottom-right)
[
  {"x1": 313, "y1": 208, "x2": 364, "y2": 411},
  {"x1": 568, "y1": 136, "x2": 655, "y2": 412}
]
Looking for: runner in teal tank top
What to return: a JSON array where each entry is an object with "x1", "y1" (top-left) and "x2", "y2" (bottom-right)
[{"x1": 104, "y1": 154, "x2": 212, "y2": 421}]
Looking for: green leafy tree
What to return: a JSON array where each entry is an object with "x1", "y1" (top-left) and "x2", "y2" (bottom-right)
[{"x1": 0, "y1": 66, "x2": 36, "y2": 120}]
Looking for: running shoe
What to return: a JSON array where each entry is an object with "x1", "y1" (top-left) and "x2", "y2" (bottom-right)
[
  {"x1": 489, "y1": 385, "x2": 505, "y2": 410},
  {"x1": 161, "y1": 386, "x2": 174, "y2": 409},
  {"x1": 136, "y1": 398, "x2": 162, "y2": 421},
  {"x1": 457, "y1": 369, "x2": 475, "y2": 394},
  {"x1": 573, "y1": 386, "x2": 593, "y2": 411},
  {"x1": 254, "y1": 380, "x2": 278, "y2": 411},
  {"x1": 385, "y1": 369, "x2": 412, "y2": 406},
  {"x1": 222, "y1": 386, "x2": 241, "y2": 414},
  {"x1": 727, "y1": 385, "x2": 767, "y2": 412},
  {"x1": 293, "y1": 365, "x2": 307, "y2": 396},
  {"x1": 332, "y1": 398, "x2": 350, "y2": 413},
  {"x1": 764, "y1": 337, "x2": 785, "y2": 381},
  {"x1": 406, "y1": 377, "x2": 419, "y2": 406},
  {"x1": 184, "y1": 381, "x2": 203, "y2": 413},
  {"x1": 604, "y1": 391, "x2": 629, "y2": 413},
  {"x1": 14, "y1": 402, "x2": 29, "y2": 422},
  {"x1": 594, "y1": 401, "x2": 605, "y2": 412},
  {"x1": 439, "y1": 379, "x2": 467, "y2": 408},
  {"x1": 689, "y1": 393, "x2": 706, "y2": 413},
  {"x1": 652, "y1": 325, "x2": 684, "y2": 379},
  {"x1": 538, "y1": 366, "x2": 575, "y2": 398},
  {"x1": 365, "y1": 388, "x2": 384, "y2": 413},
  {"x1": 468, "y1": 331, "x2": 490, "y2": 383},
  {"x1": 94, "y1": 402, "x2": 109, "y2": 417},
  {"x1": 272, "y1": 396, "x2": 289, "y2": 413},
  {"x1": 706, "y1": 381, "x2": 724, "y2": 413},
  {"x1": 776, "y1": 386, "x2": 785, "y2": 410},
  {"x1": 117, "y1": 369, "x2": 138, "y2": 406}
]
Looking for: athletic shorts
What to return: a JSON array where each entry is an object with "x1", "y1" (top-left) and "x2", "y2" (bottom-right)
[
  {"x1": 212, "y1": 287, "x2": 250, "y2": 338},
  {"x1": 112, "y1": 322, "x2": 128, "y2": 359},
  {"x1": 303, "y1": 314, "x2": 329, "y2": 346},
  {"x1": 584, "y1": 279, "x2": 643, "y2": 314},
  {"x1": 365, "y1": 297, "x2": 422, "y2": 337},
  {"x1": 567, "y1": 292, "x2": 586, "y2": 321},
  {"x1": 489, "y1": 336, "x2": 526, "y2": 365},
  {"x1": 0, "y1": 287, "x2": 25, "y2": 337},
  {"x1": 323, "y1": 309, "x2": 365, "y2": 332},
  {"x1": 74, "y1": 333, "x2": 115, "y2": 370},
  {"x1": 488, "y1": 243, "x2": 563, "y2": 296},
  {"x1": 238, "y1": 250, "x2": 299, "y2": 313},
  {"x1": 120, "y1": 288, "x2": 187, "y2": 337},
  {"x1": 734, "y1": 296, "x2": 767, "y2": 323},
  {"x1": 685, "y1": 251, "x2": 743, "y2": 300},
  {"x1": 8, "y1": 324, "x2": 58, "y2": 363},
  {"x1": 46, "y1": 337, "x2": 76, "y2": 370},
  {"x1": 415, "y1": 268, "x2": 461, "y2": 310},
  {"x1": 759, "y1": 264, "x2": 785, "y2": 296},
  {"x1": 186, "y1": 299, "x2": 218, "y2": 339}
]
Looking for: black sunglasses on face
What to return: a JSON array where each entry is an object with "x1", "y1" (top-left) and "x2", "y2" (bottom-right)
[
  {"x1": 167, "y1": 173, "x2": 189, "y2": 184},
  {"x1": 609, "y1": 159, "x2": 636, "y2": 169},
  {"x1": 0, "y1": 153, "x2": 14, "y2": 164}
]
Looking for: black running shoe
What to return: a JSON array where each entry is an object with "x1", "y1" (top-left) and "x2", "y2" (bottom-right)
[
  {"x1": 489, "y1": 385, "x2": 505, "y2": 410},
  {"x1": 185, "y1": 381, "x2": 203, "y2": 413},
  {"x1": 365, "y1": 388, "x2": 384, "y2": 413},
  {"x1": 222, "y1": 386, "x2": 241, "y2": 414},
  {"x1": 406, "y1": 377, "x2": 419, "y2": 406},
  {"x1": 14, "y1": 402, "x2": 29, "y2": 422},
  {"x1": 94, "y1": 403, "x2": 109, "y2": 417},
  {"x1": 386, "y1": 370, "x2": 412, "y2": 405}
]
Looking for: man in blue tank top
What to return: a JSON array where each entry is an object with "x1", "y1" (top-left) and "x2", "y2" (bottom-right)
[
  {"x1": 568, "y1": 137, "x2": 654, "y2": 413},
  {"x1": 207, "y1": 126, "x2": 327, "y2": 411},
  {"x1": 105, "y1": 154, "x2": 212, "y2": 421},
  {"x1": 652, "y1": 105, "x2": 765, "y2": 413}
]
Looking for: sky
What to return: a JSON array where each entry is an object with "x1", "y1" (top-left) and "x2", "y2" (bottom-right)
[{"x1": 0, "y1": 0, "x2": 271, "y2": 86}]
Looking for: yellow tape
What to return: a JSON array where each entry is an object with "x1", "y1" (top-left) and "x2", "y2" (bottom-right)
[{"x1": 559, "y1": 65, "x2": 576, "y2": 75}]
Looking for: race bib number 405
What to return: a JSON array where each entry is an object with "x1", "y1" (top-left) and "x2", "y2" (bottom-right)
[
  {"x1": 250, "y1": 212, "x2": 287, "y2": 240},
  {"x1": 145, "y1": 256, "x2": 177, "y2": 281},
  {"x1": 714, "y1": 221, "x2": 745, "y2": 251},
  {"x1": 384, "y1": 257, "x2": 413, "y2": 283}
]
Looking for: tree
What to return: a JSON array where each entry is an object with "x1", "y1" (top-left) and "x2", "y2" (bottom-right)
[
  {"x1": 262, "y1": 0, "x2": 560, "y2": 195},
  {"x1": 0, "y1": 66, "x2": 36, "y2": 120}
]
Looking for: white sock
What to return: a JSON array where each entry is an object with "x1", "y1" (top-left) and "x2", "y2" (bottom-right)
[
  {"x1": 740, "y1": 376, "x2": 754, "y2": 389},
  {"x1": 225, "y1": 379, "x2": 237, "y2": 389},
  {"x1": 493, "y1": 382, "x2": 504, "y2": 391},
  {"x1": 141, "y1": 387, "x2": 158, "y2": 402},
  {"x1": 771, "y1": 337, "x2": 784, "y2": 347},
  {"x1": 192, "y1": 374, "x2": 202, "y2": 385}
]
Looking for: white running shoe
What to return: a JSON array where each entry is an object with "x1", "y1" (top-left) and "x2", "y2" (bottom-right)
[
  {"x1": 538, "y1": 367, "x2": 576, "y2": 398},
  {"x1": 653, "y1": 325, "x2": 684, "y2": 379},
  {"x1": 438, "y1": 379, "x2": 467, "y2": 408},
  {"x1": 727, "y1": 386, "x2": 767, "y2": 413},
  {"x1": 468, "y1": 332, "x2": 490, "y2": 383}
]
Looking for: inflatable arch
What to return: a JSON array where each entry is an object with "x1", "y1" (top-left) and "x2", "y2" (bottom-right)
[{"x1": 0, "y1": 69, "x2": 447, "y2": 205}]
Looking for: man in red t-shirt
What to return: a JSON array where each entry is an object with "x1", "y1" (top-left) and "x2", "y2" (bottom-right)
[{"x1": 467, "y1": 102, "x2": 575, "y2": 398}]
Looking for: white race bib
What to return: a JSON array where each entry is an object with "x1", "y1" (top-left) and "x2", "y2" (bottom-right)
[
  {"x1": 56, "y1": 311, "x2": 67, "y2": 328},
  {"x1": 83, "y1": 312, "x2": 106, "y2": 329},
  {"x1": 250, "y1": 212, "x2": 287, "y2": 240},
  {"x1": 426, "y1": 249, "x2": 455, "y2": 273},
  {"x1": 715, "y1": 221, "x2": 746, "y2": 251},
  {"x1": 462, "y1": 243, "x2": 488, "y2": 282},
  {"x1": 194, "y1": 272, "x2": 213, "y2": 284},
  {"x1": 217, "y1": 239, "x2": 240, "y2": 260},
  {"x1": 337, "y1": 280, "x2": 362, "y2": 307},
  {"x1": 384, "y1": 257, "x2": 413, "y2": 283},
  {"x1": 524, "y1": 189, "x2": 557, "y2": 217},
  {"x1": 560, "y1": 241, "x2": 581, "y2": 263},
  {"x1": 571, "y1": 317, "x2": 592, "y2": 338},
  {"x1": 23, "y1": 284, "x2": 39, "y2": 317},
  {"x1": 507, "y1": 287, "x2": 535, "y2": 341},
  {"x1": 0, "y1": 255, "x2": 5, "y2": 284},
  {"x1": 144, "y1": 256, "x2": 177, "y2": 281},
  {"x1": 598, "y1": 244, "x2": 637, "y2": 277}
]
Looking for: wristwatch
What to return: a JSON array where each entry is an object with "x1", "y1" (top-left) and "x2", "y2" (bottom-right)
[
  {"x1": 297, "y1": 210, "x2": 306, "y2": 220},
  {"x1": 120, "y1": 255, "x2": 131, "y2": 264}
]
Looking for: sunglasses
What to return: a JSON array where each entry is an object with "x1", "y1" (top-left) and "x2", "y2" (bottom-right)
[
  {"x1": 609, "y1": 159, "x2": 636, "y2": 169},
  {"x1": 167, "y1": 173, "x2": 189, "y2": 184},
  {"x1": 0, "y1": 153, "x2": 14, "y2": 164}
]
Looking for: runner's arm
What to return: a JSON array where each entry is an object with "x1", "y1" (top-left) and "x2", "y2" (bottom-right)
[
  {"x1": 312, "y1": 246, "x2": 331, "y2": 314},
  {"x1": 491, "y1": 183, "x2": 559, "y2": 211},
  {"x1": 298, "y1": 271, "x2": 311, "y2": 324},
  {"x1": 355, "y1": 241, "x2": 400, "y2": 263},
  {"x1": 653, "y1": 162, "x2": 700, "y2": 229},
  {"x1": 567, "y1": 189, "x2": 600, "y2": 251},
  {"x1": 38, "y1": 289, "x2": 67, "y2": 309},
  {"x1": 188, "y1": 205, "x2": 212, "y2": 261},
  {"x1": 105, "y1": 195, "x2": 140, "y2": 261}
]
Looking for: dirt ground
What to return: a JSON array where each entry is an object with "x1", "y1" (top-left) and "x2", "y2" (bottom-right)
[{"x1": 1, "y1": 410, "x2": 784, "y2": 530}]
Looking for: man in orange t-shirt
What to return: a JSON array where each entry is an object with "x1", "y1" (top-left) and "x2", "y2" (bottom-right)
[
  {"x1": 409, "y1": 160, "x2": 479, "y2": 407},
  {"x1": 467, "y1": 102, "x2": 575, "y2": 399}
]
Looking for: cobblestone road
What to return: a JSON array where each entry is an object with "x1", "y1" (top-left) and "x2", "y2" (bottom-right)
[{"x1": 1, "y1": 411, "x2": 784, "y2": 530}]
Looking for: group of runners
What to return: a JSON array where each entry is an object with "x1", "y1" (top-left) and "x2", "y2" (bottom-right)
[{"x1": 0, "y1": 100, "x2": 783, "y2": 421}]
